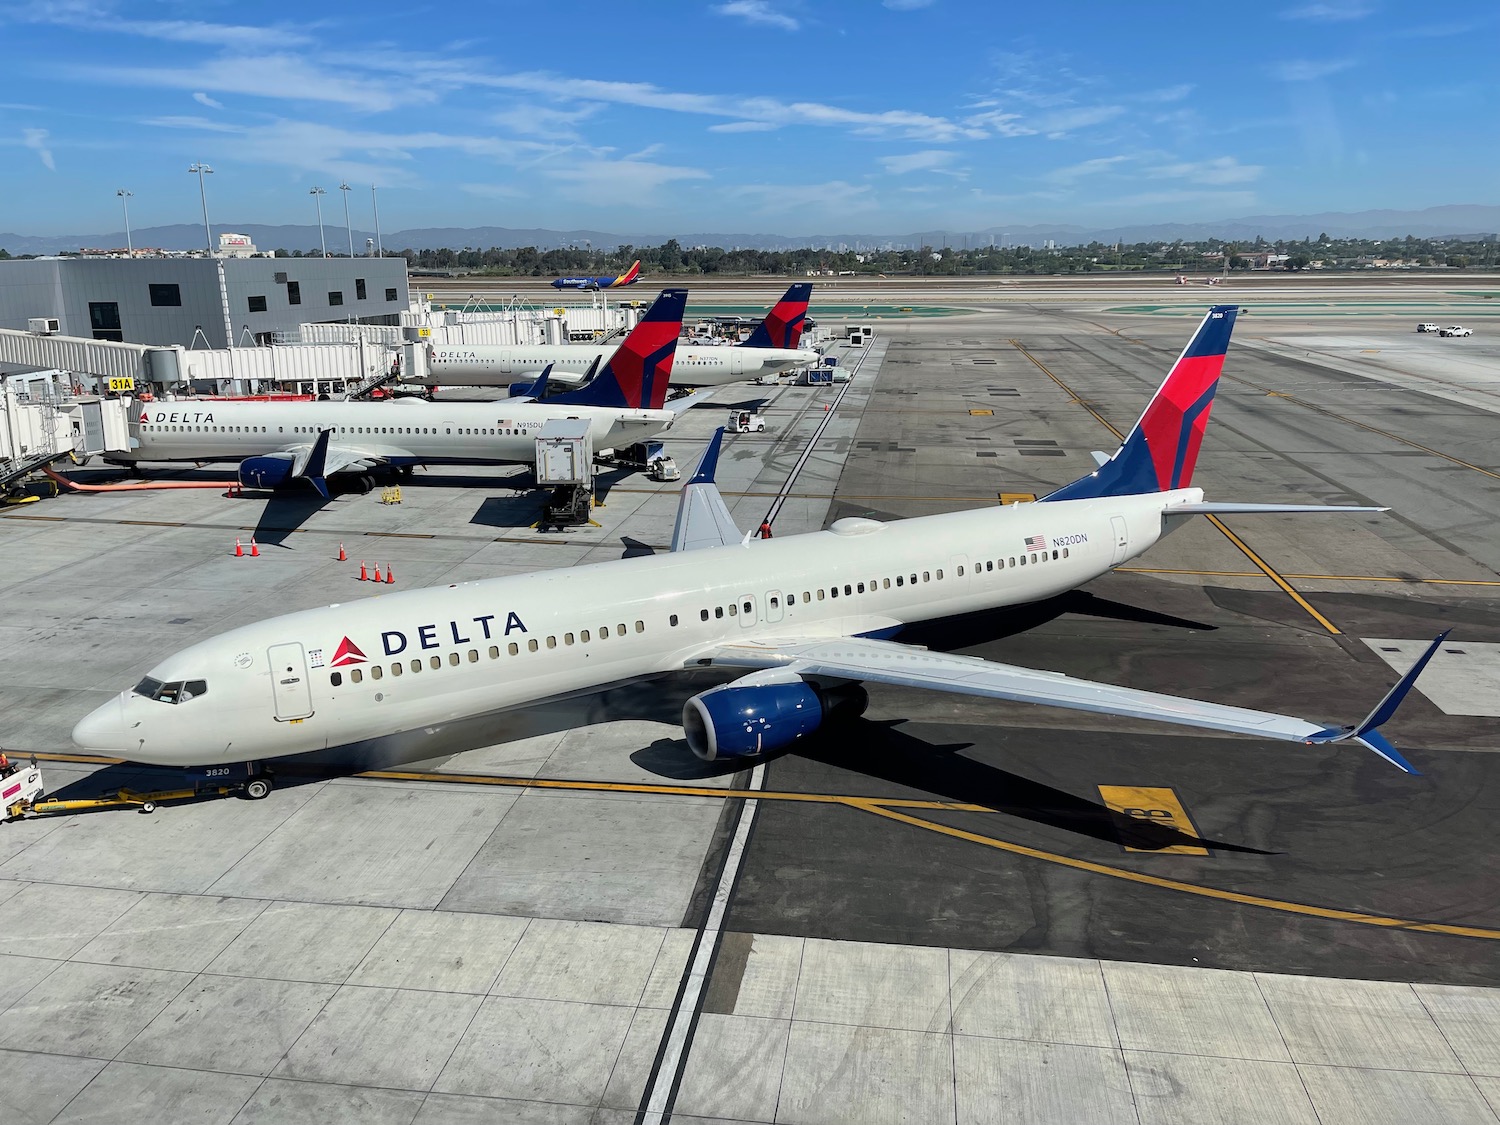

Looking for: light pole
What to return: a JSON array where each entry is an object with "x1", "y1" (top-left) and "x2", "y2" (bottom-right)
[
  {"x1": 370, "y1": 184, "x2": 383, "y2": 257},
  {"x1": 188, "y1": 163, "x2": 214, "y2": 252},
  {"x1": 309, "y1": 186, "x2": 327, "y2": 257},
  {"x1": 115, "y1": 189, "x2": 134, "y2": 255},
  {"x1": 338, "y1": 182, "x2": 353, "y2": 257}
]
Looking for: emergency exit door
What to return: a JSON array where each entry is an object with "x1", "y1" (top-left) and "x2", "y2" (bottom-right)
[{"x1": 267, "y1": 643, "x2": 314, "y2": 720}]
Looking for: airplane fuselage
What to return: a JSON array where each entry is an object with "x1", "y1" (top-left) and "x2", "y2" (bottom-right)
[
  {"x1": 419, "y1": 343, "x2": 818, "y2": 389},
  {"x1": 73, "y1": 490, "x2": 1185, "y2": 767},
  {"x1": 113, "y1": 398, "x2": 677, "y2": 467}
]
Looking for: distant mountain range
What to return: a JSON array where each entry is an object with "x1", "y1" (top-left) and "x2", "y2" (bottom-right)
[{"x1": 3, "y1": 205, "x2": 1497, "y2": 256}]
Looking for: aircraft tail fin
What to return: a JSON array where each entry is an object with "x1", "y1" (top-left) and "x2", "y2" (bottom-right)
[
  {"x1": 671, "y1": 428, "x2": 743, "y2": 551},
  {"x1": 1041, "y1": 305, "x2": 1238, "y2": 502},
  {"x1": 614, "y1": 259, "x2": 642, "y2": 287},
  {"x1": 547, "y1": 288, "x2": 686, "y2": 410},
  {"x1": 739, "y1": 283, "x2": 812, "y2": 350}
]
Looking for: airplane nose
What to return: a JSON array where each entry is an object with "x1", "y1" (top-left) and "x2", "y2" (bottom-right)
[{"x1": 72, "y1": 696, "x2": 129, "y2": 753}]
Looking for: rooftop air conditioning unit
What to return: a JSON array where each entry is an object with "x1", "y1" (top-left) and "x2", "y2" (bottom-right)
[
  {"x1": 28, "y1": 317, "x2": 60, "y2": 335},
  {"x1": 274, "y1": 272, "x2": 288, "y2": 284}
]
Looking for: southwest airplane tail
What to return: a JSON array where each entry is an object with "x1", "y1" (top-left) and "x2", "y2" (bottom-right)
[
  {"x1": 550, "y1": 259, "x2": 642, "y2": 290},
  {"x1": 1042, "y1": 304, "x2": 1236, "y2": 502},
  {"x1": 739, "y1": 283, "x2": 812, "y2": 350},
  {"x1": 545, "y1": 287, "x2": 686, "y2": 410}
]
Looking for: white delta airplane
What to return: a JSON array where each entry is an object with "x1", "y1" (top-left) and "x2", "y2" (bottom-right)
[
  {"x1": 113, "y1": 289, "x2": 692, "y2": 496},
  {"x1": 75, "y1": 305, "x2": 1445, "y2": 792},
  {"x1": 417, "y1": 283, "x2": 820, "y2": 391}
]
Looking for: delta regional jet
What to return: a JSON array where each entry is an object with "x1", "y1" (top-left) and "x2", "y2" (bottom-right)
[
  {"x1": 114, "y1": 289, "x2": 691, "y2": 496},
  {"x1": 551, "y1": 258, "x2": 642, "y2": 290},
  {"x1": 74, "y1": 306, "x2": 1444, "y2": 792},
  {"x1": 419, "y1": 284, "x2": 819, "y2": 390}
]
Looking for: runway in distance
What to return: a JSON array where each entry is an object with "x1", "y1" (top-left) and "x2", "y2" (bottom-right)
[
  {"x1": 551, "y1": 258, "x2": 641, "y2": 290},
  {"x1": 73, "y1": 305, "x2": 1444, "y2": 784},
  {"x1": 114, "y1": 289, "x2": 691, "y2": 496},
  {"x1": 419, "y1": 284, "x2": 819, "y2": 390}
]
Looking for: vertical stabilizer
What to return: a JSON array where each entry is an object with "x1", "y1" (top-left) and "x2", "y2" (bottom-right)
[
  {"x1": 739, "y1": 283, "x2": 812, "y2": 350},
  {"x1": 1042, "y1": 304, "x2": 1238, "y2": 501},
  {"x1": 546, "y1": 288, "x2": 686, "y2": 410}
]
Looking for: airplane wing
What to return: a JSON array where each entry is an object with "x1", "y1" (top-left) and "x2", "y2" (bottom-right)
[
  {"x1": 671, "y1": 428, "x2": 744, "y2": 552},
  {"x1": 694, "y1": 632, "x2": 1447, "y2": 774},
  {"x1": 664, "y1": 390, "x2": 708, "y2": 416}
]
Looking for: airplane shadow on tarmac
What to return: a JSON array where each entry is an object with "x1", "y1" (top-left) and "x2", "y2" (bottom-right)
[{"x1": 793, "y1": 718, "x2": 1270, "y2": 855}]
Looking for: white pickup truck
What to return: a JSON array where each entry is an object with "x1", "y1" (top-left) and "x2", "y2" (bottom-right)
[{"x1": 1439, "y1": 325, "x2": 1473, "y2": 337}]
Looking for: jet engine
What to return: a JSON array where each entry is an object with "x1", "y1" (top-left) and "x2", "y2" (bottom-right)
[
  {"x1": 682, "y1": 668, "x2": 868, "y2": 761},
  {"x1": 238, "y1": 454, "x2": 297, "y2": 491}
]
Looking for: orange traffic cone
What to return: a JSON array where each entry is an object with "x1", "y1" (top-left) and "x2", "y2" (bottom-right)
[
  {"x1": 337, "y1": 543, "x2": 347, "y2": 562},
  {"x1": 249, "y1": 538, "x2": 260, "y2": 557},
  {"x1": 372, "y1": 563, "x2": 383, "y2": 583},
  {"x1": 359, "y1": 561, "x2": 368, "y2": 581},
  {"x1": 384, "y1": 565, "x2": 395, "y2": 585},
  {"x1": 234, "y1": 538, "x2": 244, "y2": 557}
]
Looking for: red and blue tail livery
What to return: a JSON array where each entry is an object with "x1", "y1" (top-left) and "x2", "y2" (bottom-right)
[
  {"x1": 1043, "y1": 304, "x2": 1238, "y2": 502},
  {"x1": 546, "y1": 288, "x2": 685, "y2": 411},
  {"x1": 551, "y1": 259, "x2": 642, "y2": 291},
  {"x1": 739, "y1": 283, "x2": 812, "y2": 350}
]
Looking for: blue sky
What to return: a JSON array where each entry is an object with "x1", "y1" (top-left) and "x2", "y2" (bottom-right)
[{"x1": 0, "y1": 1, "x2": 1493, "y2": 237}]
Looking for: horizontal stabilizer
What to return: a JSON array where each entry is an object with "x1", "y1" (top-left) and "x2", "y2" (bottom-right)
[
  {"x1": 671, "y1": 428, "x2": 743, "y2": 552},
  {"x1": 1165, "y1": 502, "x2": 1389, "y2": 515}
]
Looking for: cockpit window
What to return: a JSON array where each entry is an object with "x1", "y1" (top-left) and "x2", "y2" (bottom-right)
[{"x1": 132, "y1": 677, "x2": 207, "y2": 704}]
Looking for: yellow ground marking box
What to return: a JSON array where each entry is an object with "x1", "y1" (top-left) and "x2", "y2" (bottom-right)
[{"x1": 1098, "y1": 785, "x2": 1209, "y2": 855}]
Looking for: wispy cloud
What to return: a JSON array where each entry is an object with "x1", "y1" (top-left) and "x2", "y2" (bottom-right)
[
  {"x1": 546, "y1": 158, "x2": 710, "y2": 207},
  {"x1": 192, "y1": 91, "x2": 223, "y2": 110},
  {"x1": 715, "y1": 1, "x2": 799, "y2": 31},
  {"x1": 881, "y1": 149, "x2": 958, "y2": 175},
  {"x1": 884, "y1": 0, "x2": 936, "y2": 8},
  {"x1": 82, "y1": 54, "x2": 411, "y2": 110},
  {"x1": 708, "y1": 120, "x2": 779, "y2": 133},
  {"x1": 490, "y1": 102, "x2": 601, "y2": 139},
  {"x1": 1273, "y1": 58, "x2": 1356, "y2": 81},
  {"x1": 1046, "y1": 155, "x2": 1130, "y2": 183},
  {"x1": 22, "y1": 127, "x2": 55, "y2": 170},
  {"x1": 1280, "y1": 2, "x2": 1375, "y2": 22},
  {"x1": 731, "y1": 179, "x2": 877, "y2": 213},
  {"x1": 142, "y1": 114, "x2": 243, "y2": 133},
  {"x1": 18, "y1": 3, "x2": 315, "y2": 48},
  {"x1": 1148, "y1": 156, "x2": 1262, "y2": 184}
]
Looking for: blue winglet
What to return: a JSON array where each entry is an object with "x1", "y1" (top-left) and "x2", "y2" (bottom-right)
[
  {"x1": 522, "y1": 363, "x2": 555, "y2": 400},
  {"x1": 690, "y1": 427, "x2": 726, "y2": 485},
  {"x1": 1305, "y1": 630, "x2": 1449, "y2": 774},
  {"x1": 301, "y1": 428, "x2": 333, "y2": 499}
]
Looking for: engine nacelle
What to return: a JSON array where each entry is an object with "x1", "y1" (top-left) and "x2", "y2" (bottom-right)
[
  {"x1": 682, "y1": 669, "x2": 867, "y2": 761},
  {"x1": 238, "y1": 454, "x2": 297, "y2": 491}
]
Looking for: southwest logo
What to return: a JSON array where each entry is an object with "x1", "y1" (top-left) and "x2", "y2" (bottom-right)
[{"x1": 331, "y1": 637, "x2": 367, "y2": 666}]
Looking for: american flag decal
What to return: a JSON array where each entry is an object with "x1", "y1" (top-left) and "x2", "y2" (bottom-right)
[{"x1": 1024, "y1": 534, "x2": 1047, "y2": 551}]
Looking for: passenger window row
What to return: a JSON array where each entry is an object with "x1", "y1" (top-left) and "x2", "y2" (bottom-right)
[
  {"x1": 329, "y1": 620, "x2": 647, "y2": 688},
  {"x1": 677, "y1": 547, "x2": 1075, "y2": 627}
]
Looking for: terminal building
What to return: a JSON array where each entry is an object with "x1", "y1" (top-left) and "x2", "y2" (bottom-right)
[{"x1": 0, "y1": 245, "x2": 410, "y2": 349}]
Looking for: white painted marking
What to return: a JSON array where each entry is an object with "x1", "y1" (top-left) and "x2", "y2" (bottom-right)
[
  {"x1": 1363, "y1": 638, "x2": 1500, "y2": 717},
  {"x1": 639, "y1": 761, "x2": 765, "y2": 1124}
]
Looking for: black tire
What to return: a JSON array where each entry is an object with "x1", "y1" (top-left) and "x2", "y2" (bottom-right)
[{"x1": 244, "y1": 776, "x2": 272, "y2": 801}]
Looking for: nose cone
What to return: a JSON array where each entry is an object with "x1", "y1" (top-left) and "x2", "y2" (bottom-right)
[{"x1": 72, "y1": 696, "x2": 128, "y2": 753}]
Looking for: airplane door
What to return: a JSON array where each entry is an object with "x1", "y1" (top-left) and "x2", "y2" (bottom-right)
[
  {"x1": 765, "y1": 590, "x2": 784, "y2": 624},
  {"x1": 737, "y1": 593, "x2": 757, "y2": 628},
  {"x1": 1110, "y1": 516, "x2": 1130, "y2": 565},
  {"x1": 267, "y1": 643, "x2": 314, "y2": 721}
]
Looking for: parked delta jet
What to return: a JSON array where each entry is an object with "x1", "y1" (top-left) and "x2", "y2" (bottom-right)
[
  {"x1": 74, "y1": 305, "x2": 1443, "y2": 790},
  {"x1": 112, "y1": 289, "x2": 690, "y2": 496},
  {"x1": 418, "y1": 284, "x2": 818, "y2": 390},
  {"x1": 551, "y1": 259, "x2": 641, "y2": 290}
]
